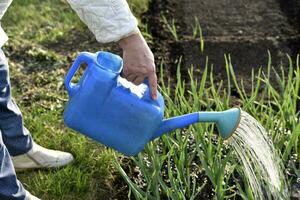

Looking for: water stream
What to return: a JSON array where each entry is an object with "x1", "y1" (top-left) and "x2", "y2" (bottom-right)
[{"x1": 228, "y1": 111, "x2": 289, "y2": 199}]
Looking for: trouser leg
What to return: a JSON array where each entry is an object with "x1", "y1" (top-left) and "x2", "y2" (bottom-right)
[
  {"x1": 0, "y1": 49, "x2": 32, "y2": 156},
  {"x1": 0, "y1": 130, "x2": 26, "y2": 200}
]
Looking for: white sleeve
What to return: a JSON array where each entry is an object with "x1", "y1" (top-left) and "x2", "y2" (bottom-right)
[
  {"x1": 67, "y1": 0, "x2": 139, "y2": 43},
  {"x1": 0, "y1": 0, "x2": 13, "y2": 19}
]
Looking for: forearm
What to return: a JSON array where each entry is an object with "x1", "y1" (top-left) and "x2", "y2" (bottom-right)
[{"x1": 118, "y1": 30, "x2": 146, "y2": 50}]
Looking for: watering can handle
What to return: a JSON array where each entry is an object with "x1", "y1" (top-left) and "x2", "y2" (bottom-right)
[{"x1": 64, "y1": 52, "x2": 94, "y2": 97}]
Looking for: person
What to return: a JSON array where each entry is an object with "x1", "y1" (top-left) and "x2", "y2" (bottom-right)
[{"x1": 0, "y1": 0, "x2": 157, "y2": 199}]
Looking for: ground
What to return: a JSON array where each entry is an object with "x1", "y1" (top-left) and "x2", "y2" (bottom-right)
[
  {"x1": 1, "y1": 0, "x2": 299, "y2": 199},
  {"x1": 147, "y1": 0, "x2": 300, "y2": 92}
]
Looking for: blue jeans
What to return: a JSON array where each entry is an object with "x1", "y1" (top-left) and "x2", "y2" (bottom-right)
[{"x1": 0, "y1": 49, "x2": 33, "y2": 200}]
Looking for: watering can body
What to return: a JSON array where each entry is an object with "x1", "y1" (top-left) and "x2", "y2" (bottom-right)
[
  {"x1": 64, "y1": 51, "x2": 241, "y2": 156},
  {"x1": 64, "y1": 51, "x2": 165, "y2": 156}
]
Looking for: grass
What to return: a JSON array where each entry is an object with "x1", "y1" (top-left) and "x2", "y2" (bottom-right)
[
  {"x1": 2, "y1": 0, "x2": 300, "y2": 199},
  {"x1": 2, "y1": 0, "x2": 83, "y2": 45},
  {"x1": 162, "y1": 15, "x2": 179, "y2": 41}
]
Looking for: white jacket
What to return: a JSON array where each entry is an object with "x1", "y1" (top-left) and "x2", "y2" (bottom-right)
[{"x1": 0, "y1": 0, "x2": 138, "y2": 48}]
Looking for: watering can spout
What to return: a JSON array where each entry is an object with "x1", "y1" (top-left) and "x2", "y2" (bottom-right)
[
  {"x1": 153, "y1": 108, "x2": 242, "y2": 140},
  {"x1": 153, "y1": 113, "x2": 200, "y2": 140}
]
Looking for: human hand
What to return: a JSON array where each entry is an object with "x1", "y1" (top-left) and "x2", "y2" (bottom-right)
[{"x1": 118, "y1": 30, "x2": 157, "y2": 99}]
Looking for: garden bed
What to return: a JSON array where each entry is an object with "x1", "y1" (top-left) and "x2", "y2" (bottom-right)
[{"x1": 146, "y1": 0, "x2": 300, "y2": 88}]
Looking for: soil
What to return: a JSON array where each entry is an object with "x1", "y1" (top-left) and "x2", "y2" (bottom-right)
[
  {"x1": 43, "y1": 28, "x2": 122, "y2": 56},
  {"x1": 146, "y1": 0, "x2": 300, "y2": 92}
]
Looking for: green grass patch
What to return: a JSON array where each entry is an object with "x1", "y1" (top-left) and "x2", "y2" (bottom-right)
[
  {"x1": 2, "y1": 0, "x2": 150, "y2": 199},
  {"x1": 2, "y1": 0, "x2": 83, "y2": 44}
]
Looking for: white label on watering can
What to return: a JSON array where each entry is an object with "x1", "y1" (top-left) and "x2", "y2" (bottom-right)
[{"x1": 117, "y1": 77, "x2": 147, "y2": 98}]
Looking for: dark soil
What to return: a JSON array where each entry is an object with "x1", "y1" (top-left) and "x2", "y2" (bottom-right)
[
  {"x1": 43, "y1": 28, "x2": 122, "y2": 56},
  {"x1": 146, "y1": 0, "x2": 300, "y2": 92}
]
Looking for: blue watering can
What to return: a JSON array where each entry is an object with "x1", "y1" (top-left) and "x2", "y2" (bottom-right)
[{"x1": 64, "y1": 51, "x2": 241, "y2": 156}]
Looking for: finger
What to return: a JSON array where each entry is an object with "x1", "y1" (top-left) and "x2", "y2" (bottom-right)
[
  {"x1": 126, "y1": 74, "x2": 137, "y2": 82},
  {"x1": 148, "y1": 73, "x2": 158, "y2": 100},
  {"x1": 121, "y1": 68, "x2": 129, "y2": 78},
  {"x1": 121, "y1": 70, "x2": 127, "y2": 78},
  {"x1": 133, "y1": 76, "x2": 145, "y2": 85}
]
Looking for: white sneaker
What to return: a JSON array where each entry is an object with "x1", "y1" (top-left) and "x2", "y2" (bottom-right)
[
  {"x1": 25, "y1": 190, "x2": 41, "y2": 200},
  {"x1": 12, "y1": 142, "x2": 74, "y2": 170}
]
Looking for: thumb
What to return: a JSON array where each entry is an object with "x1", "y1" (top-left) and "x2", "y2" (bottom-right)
[{"x1": 148, "y1": 73, "x2": 158, "y2": 100}]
